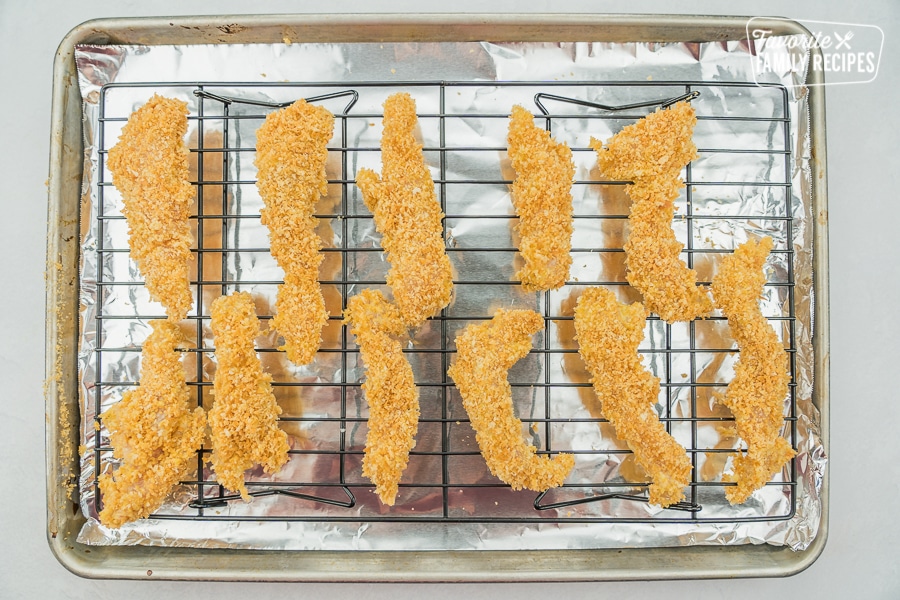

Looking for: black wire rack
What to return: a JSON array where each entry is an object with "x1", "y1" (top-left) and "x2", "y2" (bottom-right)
[{"x1": 89, "y1": 79, "x2": 798, "y2": 525}]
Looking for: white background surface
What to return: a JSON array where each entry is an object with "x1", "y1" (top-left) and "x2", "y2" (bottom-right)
[{"x1": 1, "y1": 0, "x2": 897, "y2": 597}]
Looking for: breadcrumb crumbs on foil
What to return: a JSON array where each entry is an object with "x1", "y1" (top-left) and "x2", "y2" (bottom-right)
[
  {"x1": 344, "y1": 289, "x2": 419, "y2": 506},
  {"x1": 591, "y1": 101, "x2": 713, "y2": 323},
  {"x1": 711, "y1": 236, "x2": 795, "y2": 504},
  {"x1": 106, "y1": 95, "x2": 195, "y2": 322},
  {"x1": 449, "y1": 309, "x2": 575, "y2": 492},
  {"x1": 574, "y1": 287, "x2": 692, "y2": 507},
  {"x1": 255, "y1": 99, "x2": 334, "y2": 365},
  {"x1": 208, "y1": 292, "x2": 290, "y2": 501},
  {"x1": 356, "y1": 93, "x2": 453, "y2": 328},
  {"x1": 98, "y1": 320, "x2": 206, "y2": 528},
  {"x1": 508, "y1": 105, "x2": 574, "y2": 291}
]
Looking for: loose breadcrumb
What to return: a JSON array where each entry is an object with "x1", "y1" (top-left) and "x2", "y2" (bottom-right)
[
  {"x1": 508, "y1": 105, "x2": 575, "y2": 291},
  {"x1": 255, "y1": 99, "x2": 334, "y2": 365},
  {"x1": 591, "y1": 101, "x2": 712, "y2": 322},
  {"x1": 98, "y1": 320, "x2": 206, "y2": 528},
  {"x1": 356, "y1": 93, "x2": 453, "y2": 328},
  {"x1": 574, "y1": 287, "x2": 692, "y2": 507},
  {"x1": 107, "y1": 95, "x2": 195, "y2": 321},
  {"x1": 344, "y1": 289, "x2": 419, "y2": 506},
  {"x1": 48, "y1": 259, "x2": 77, "y2": 500},
  {"x1": 209, "y1": 292, "x2": 290, "y2": 500},
  {"x1": 711, "y1": 237, "x2": 794, "y2": 504},
  {"x1": 448, "y1": 309, "x2": 575, "y2": 492}
]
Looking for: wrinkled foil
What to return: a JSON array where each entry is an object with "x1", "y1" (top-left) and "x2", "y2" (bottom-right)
[{"x1": 74, "y1": 39, "x2": 825, "y2": 551}]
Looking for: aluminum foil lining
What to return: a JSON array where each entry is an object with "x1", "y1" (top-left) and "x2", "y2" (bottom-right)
[{"x1": 73, "y1": 39, "x2": 825, "y2": 551}]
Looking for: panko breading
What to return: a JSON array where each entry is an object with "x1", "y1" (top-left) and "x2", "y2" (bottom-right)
[
  {"x1": 508, "y1": 105, "x2": 575, "y2": 291},
  {"x1": 356, "y1": 93, "x2": 453, "y2": 328},
  {"x1": 558, "y1": 290, "x2": 648, "y2": 484},
  {"x1": 574, "y1": 287, "x2": 692, "y2": 507},
  {"x1": 255, "y1": 99, "x2": 334, "y2": 365},
  {"x1": 344, "y1": 289, "x2": 419, "y2": 505},
  {"x1": 98, "y1": 320, "x2": 206, "y2": 528},
  {"x1": 711, "y1": 237, "x2": 794, "y2": 504},
  {"x1": 591, "y1": 101, "x2": 712, "y2": 323},
  {"x1": 107, "y1": 95, "x2": 194, "y2": 321},
  {"x1": 448, "y1": 309, "x2": 575, "y2": 492},
  {"x1": 209, "y1": 292, "x2": 290, "y2": 500}
]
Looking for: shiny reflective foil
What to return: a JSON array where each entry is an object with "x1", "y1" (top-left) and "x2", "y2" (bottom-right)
[{"x1": 74, "y1": 40, "x2": 825, "y2": 551}]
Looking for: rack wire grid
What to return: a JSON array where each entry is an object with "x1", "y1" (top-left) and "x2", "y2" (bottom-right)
[{"x1": 89, "y1": 79, "x2": 798, "y2": 526}]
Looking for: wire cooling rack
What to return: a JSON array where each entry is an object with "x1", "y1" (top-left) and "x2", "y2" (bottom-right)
[{"x1": 89, "y1": 79, "x2": 797, "y2": 525}]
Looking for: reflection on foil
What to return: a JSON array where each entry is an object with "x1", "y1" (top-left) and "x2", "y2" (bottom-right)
[{"x1": 74, "y1": 40, "x2": 824, "y2": 551}]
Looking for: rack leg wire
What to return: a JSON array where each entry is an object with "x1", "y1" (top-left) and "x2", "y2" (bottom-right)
[{"x1": 91, "y1": 80, "x2": 798, "y2": 525}]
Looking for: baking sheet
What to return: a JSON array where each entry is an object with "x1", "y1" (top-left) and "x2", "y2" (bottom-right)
[{"x1": 73, "y1": 39, "x2": 825, "y2": 552}]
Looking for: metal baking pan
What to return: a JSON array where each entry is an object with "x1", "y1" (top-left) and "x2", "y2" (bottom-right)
[{"x1": 46, "y1": 13, "x2": 829, "y2": 581}]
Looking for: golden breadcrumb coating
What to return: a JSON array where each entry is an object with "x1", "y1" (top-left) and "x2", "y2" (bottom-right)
[
  {"x1": 574, "y1": 287, "x2": 692, "y2": 507},
  {"x1": 356, "y1": 93, "x2": 453, "y2": 328},
  {"x1": 98, "y1": 320, "x2": 206, "y2": 528},
  {"x1": 448, "y1": 309, "x2": 575, "y2": 492},
  {"x1": 344, "y1": 289, "x2": 419, "y2": 505},
  {"x1": 209, "y1": 292, "x2": 290, "y2": 500},
  {"x1": 711, "y1": 237, "x2": 794, "y2": 504},
  {"x1": 591, "y1": 101, "x2": 712, "y2": 323},
  {"x1": 507, "y1": 105, "x2": 575, "y2": 291},
  {"x1": 558, "y1": 290, "x2": 648, "y2": 483},
  {"x1": 107, "y1": 95, "x2": 195, "y2": 321},
  {"x1": 255, "y1": 99, "x2": 334, "y2": 365}
]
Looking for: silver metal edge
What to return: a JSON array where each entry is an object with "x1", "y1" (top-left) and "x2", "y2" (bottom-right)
[
  {"x1": 788, "y1": 18, "x2": 831, "y2": 580},
  {"x1": 46, "y1": 13, "x2": 829, "y2": 582},
  {"x1": 46, "y1": 17, "x2": 92, "y2": 579}
]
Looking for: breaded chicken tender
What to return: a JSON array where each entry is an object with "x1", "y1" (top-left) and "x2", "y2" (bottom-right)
[
  {"x1": 711, "y1": 237, "x2": 794, "y2": 504},
  {"x1": 107, "y1": 95, "x2": 195, "y2": 321},
  {"x1": 99, "y1": 320, "x2": 206, "y2": 528},
  {"x1": 508, "y1": 105, "x2": 575, "y2": 291},
  {"x1": 574, "y1": 287, "x2": 692, "y2": 507},
  {"x1": 344, "y1": 289, "x2": 419, "y2": 505},
  {"x1": 356, "y1": 93, "x2": 453, "y2": 328},
  {"x1": 209, "y1": 292, "x2": 290, "y2": 500},
  {"x1": 255, "y1": 99, "x2": 334, "y2": 365},
  {"x1": 591, "y1": 101, "x2": 712, "y2": 323},
  {"x1": 449, "y1": 309, "x2": 575, "y2": 492}
]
